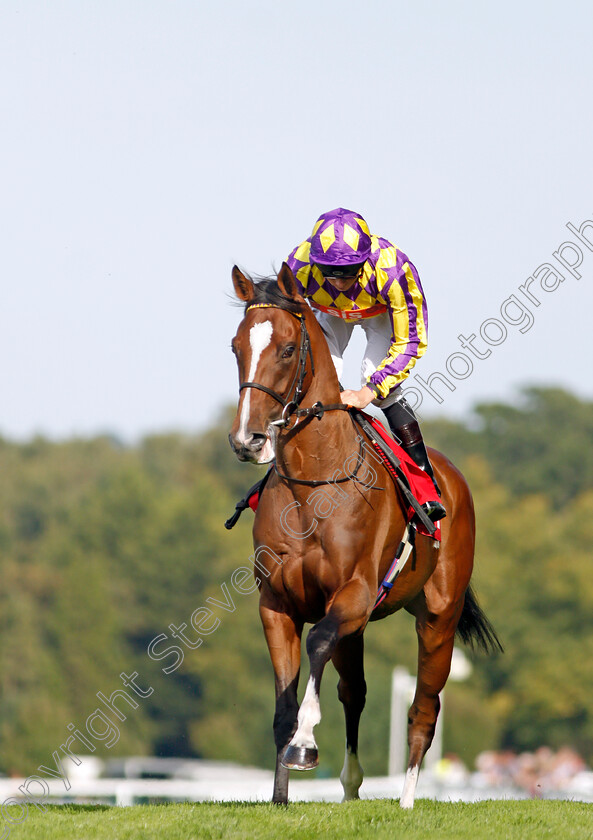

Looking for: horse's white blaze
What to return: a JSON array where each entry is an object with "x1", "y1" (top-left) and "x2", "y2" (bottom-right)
[
  {"x1": 289, "y1": 677, "x2": 321, "y2": 749},
  {"x1": 399, "y1": 764, "x2": 419, "y2": 809},
  {"x1": 340, "y1": 745, "x2": 364, "y2": 801},
  {"x1": 237, "y1": 320, "x2": 274, "y2": 445}
]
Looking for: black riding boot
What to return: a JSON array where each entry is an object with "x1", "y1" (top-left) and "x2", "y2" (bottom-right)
[{"x1": 382, "y1": 398, "x2": 447, "y2": 523}]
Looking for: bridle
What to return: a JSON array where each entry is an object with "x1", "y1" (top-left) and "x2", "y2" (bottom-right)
[
  {"x1": 236, "y1": 302, "x2": 379, "y2": 490},
  {"x1": 239, "y1": 303, "x2": 348, "y2": 429},
  {"x1": 239, "y1": 304, "x2": 313, "y2": 427}
]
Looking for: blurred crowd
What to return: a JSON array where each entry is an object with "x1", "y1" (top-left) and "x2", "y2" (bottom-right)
[{"x1": 434, "y1": 747, "x2": 589, "y2": 796}]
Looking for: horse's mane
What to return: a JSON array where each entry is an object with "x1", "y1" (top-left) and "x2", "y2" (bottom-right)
[{"x1": 242, "y1": 275, "x2": 305, "y2": 317}]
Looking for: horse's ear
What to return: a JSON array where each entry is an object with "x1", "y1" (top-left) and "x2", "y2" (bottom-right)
[
  {"x1": 232, "y1": 266, "x2": 255, "y2": 302},
  {"x1": 277, "y1": 262, "x2": 302, "y2": 301}
]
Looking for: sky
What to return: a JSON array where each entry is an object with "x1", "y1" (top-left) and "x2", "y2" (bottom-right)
[{"x1": 1, "y1": 0, "x2": 592, "y2": 441}]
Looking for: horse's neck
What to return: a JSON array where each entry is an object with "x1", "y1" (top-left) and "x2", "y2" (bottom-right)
[{"x1": 276, "y1": 317, "x2": 360, "y2": 482}]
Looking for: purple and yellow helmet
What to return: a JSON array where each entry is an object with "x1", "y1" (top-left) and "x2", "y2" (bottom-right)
[{"x1": 309, "y1": 207, "x2": 373, "y2": 266}]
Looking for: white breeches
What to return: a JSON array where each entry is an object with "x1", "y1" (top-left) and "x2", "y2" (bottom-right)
[{"x1": 313, "y1": 310, "x2": 401, "y2": 409}]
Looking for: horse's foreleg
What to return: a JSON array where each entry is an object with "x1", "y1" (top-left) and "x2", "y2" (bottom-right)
[
  {"x1": 260, "y1": 597, "x2": 303, "y2": 804},
  {"x1": 332, "y1": 633, "x2": 366, "y2": 800},
  {"x1": 281, "y1": 617, "x2": 337, "y2": 770},
  {"x1": 282, "y1": 578, "x2": 371, "y2": 772}
]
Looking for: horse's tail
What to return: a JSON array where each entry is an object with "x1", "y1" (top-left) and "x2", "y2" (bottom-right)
[{"x1": 456, "y1": 584, "x2": 503, "y2": 654}]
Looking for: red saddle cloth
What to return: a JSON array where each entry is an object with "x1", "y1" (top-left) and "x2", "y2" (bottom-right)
[{"x1": 364, "y1": 413, "x2": 442, "y2": 540}]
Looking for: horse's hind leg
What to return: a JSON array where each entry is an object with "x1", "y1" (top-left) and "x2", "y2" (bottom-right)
[
  {"x1": 332, "y1": 633, "x2": 367, "y2": 800},
  {"x1": 400, "y1": 619, "x2": 455, "y2": 808},
  {"x1": 260, "y1": 595, "x2": 303, "y2": 804},
  {"x1": 401, "y1": 580, "x2": 467, "y2": 808}
]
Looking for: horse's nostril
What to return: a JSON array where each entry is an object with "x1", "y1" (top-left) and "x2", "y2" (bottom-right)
[{"x1": 250, "y1": 433, "x2": 267, "y2": 452}]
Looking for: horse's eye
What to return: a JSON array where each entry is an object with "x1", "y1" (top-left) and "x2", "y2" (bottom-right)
[
  {"x1": 282, "y1": 346, "x2": 296, "y2": 359},
  {"x1": 230, "y1": 342, "x2": 238, "y2": 355}
]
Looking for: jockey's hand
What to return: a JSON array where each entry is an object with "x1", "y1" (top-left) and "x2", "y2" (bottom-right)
[{"x1": 340, "y1": 386, "x2": 375, "y2": 410}]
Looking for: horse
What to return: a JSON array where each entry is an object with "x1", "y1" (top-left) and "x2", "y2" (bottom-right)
[{"x1": 228, "y1": 262, "x2": 501, "y2": 807}]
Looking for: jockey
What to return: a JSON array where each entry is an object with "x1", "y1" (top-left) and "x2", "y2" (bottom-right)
[
  {"x1": 287, "y1": 207, "x2": 445, "y2": 521},
  {"x1": 225, "y1": 207, "x2": 446, "y2": 530}
]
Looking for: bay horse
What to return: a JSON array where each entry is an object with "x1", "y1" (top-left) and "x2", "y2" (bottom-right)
[{"x1": 228, "y1": 263, "x2": 500, "y2": 807}]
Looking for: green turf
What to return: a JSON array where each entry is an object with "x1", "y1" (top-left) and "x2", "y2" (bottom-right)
[{"x1": 7, "y1": 799, "x2": 593, "y2": 840}]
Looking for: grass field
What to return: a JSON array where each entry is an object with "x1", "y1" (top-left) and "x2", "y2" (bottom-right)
[{"x1": 9, "y1": 799, "x2": 593, "y2": 840}]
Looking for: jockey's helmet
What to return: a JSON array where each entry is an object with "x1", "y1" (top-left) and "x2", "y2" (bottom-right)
[{"x1": 309, "y1": 208, "x2": 373, "y2": 266}]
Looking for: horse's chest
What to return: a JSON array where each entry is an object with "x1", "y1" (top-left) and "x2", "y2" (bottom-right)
[{"x1": 262, "y1": 543, "x2": 343, "y2": 622}]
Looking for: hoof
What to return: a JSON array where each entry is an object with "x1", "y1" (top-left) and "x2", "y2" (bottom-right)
[{"x1": 281, "y1": 745, "x2": 319, "y2": 770}]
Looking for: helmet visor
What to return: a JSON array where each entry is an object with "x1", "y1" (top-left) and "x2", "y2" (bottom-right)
[{"x1": 315, "y1": 262, "x2": 364, "y2": 279}]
